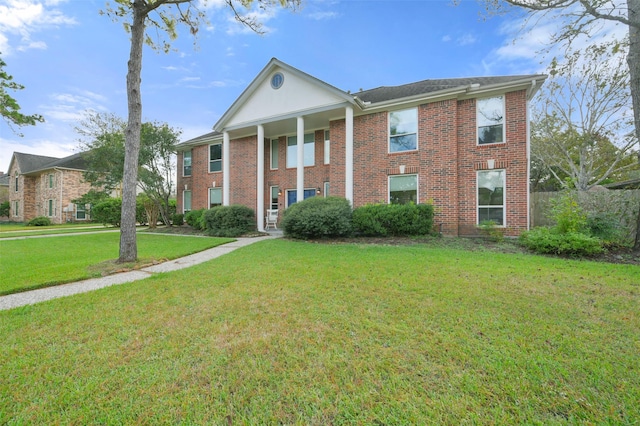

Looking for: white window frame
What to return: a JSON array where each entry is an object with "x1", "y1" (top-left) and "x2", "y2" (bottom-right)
[
  {"x1": 324, "y1": 130, "x2": 330, "y2": 165},
  {"x1": 183, "y1": 151, "x2": 192, "y2": 177},
  {"x1": 48, "y1": 199, "x2": 54, "y2": 217},
  {"x1": 270, "y1": 139, "x2": 279, "y2": 170},
  {"x1": 270, "y1": 186, "x2": 279, "y2": 210},
  {"x1": 209, "y1": 143, "x2": 222, "y2": 173},
  {"x1": 183, "y1": 190, "x2": 192, "y2": 213},
  {"x1": 286, "y1": 133, "x2": 315, "y2": 168},
  {"x1": 13, "y1": 201, "x2": 19, "y2": 217},
  {"x1": 388, "y1": 174, "x2": 418, "y2": 205},
  {"x1": 209, "y1": 187, "x2": 222, "y2": 208},
  {"x1": 389, "y1": 107, "x2": 418, "y2": 153},
  {"x1": 48, "y1": 173, "x2": 54, "y2": 188},
  {"x1": 477, "y1": 96, "x2": 506, "y2": 146},
  {"x1": 76, "y1": 204, "x2": 87, "y2": 221},
  {"x1": 477, "y1": 169, "x2": 506, "y2": 226},
  {"x1": 323, "y1": 181, "x2": 330, "y2": 197}
]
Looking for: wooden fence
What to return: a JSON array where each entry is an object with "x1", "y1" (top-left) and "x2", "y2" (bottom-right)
[{"x1": 530, "y1": 190, "x2": 640, "y2": 244}]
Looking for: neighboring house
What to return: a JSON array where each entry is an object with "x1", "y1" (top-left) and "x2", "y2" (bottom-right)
[
  {"x1": 8, "y1": 152, "x2": 93, "y2": 223},
  {"x1": 176, "y1": 58, "x2": 546, "y2": 236}
]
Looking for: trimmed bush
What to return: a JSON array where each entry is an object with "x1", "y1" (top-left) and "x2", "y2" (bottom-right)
[
  {"x1": 202, "y1": 205, "x2": 255, "y2": 237},
  {"x1": 184, "y1": 209, "x2": 206, "y2": 230},
  {"x1": 281, "y1": 196, "x2": 353, "y2": 240},
  {"x1": 352, "y1": 203, "x2": 435, "y2": 237},
  {"x1": 171, "y1": 213, "x2": 184, "y2": 226},
  {"x1": 586, "y1": 213, "x2": 626, "y2": 247},
  {"x1": 92, "y1": 198, "x2": 122, "y2": 227},
  {"x1": 27, "y1": 216, "x2": 53, "y2": 226},
  {"x1": 519, "y1": 227, "x2": 603, "y2": 257}
]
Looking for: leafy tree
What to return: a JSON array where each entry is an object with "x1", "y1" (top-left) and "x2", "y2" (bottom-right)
[
  {"x1": 0, "y1": 201, "x2": 9, "y2": 218},
  {"x1": 531, "y1": 43, "x2": 639, "y2": 191},
  {"x1": 102, "y1": 0, "x2": 300, "y2": 262},
  {"x1": 0, "y1": 56, "x2": 44, "y2": 135}
]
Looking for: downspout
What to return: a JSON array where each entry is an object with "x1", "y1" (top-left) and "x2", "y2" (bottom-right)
[{"x1": 526, "y1": 80, "x2": 537, "y2": 230}]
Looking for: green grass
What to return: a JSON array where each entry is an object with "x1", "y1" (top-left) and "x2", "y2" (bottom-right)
[
  {"x1": 1, "y1": 239, "x2": 638, "y2": 424},
  {"x1": 0, "y1": 233, "x2": 233, "y2": 295},
  {"x1": 0, "y1": 222, "x2": 115, "y2": 238}
]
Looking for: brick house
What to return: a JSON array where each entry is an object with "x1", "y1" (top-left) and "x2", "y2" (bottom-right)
[
  {"x1": 8, "y1": 152, "x2": 93, "y2": 224},
  {"x1": 176, "y1": 58, "x2": 545, "y2": 236}
]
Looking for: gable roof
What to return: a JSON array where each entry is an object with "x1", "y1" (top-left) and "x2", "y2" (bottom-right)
[
  {"x1": 354, "y1": 75, "x2": 546, "y2": 104},
  {"x1": 10, "y1": 151, "x2": 88, "y2": 176}
]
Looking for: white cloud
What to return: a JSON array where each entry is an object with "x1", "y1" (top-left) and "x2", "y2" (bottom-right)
[
  {"x1": 0, "y1": 137, "x2": 76, "y2": 173},
  {"x1": 457, "y1": 33, "x2": 477, "y2": 46},
  {"x1": 0, "y1": 0, "x2": 76, "y2": 54},
  {"x1": 306, "y1": 11, "x2": 338, "y2": 20},
  {"x1": 441, "y1": 35, "x2": 452, "y2": 42},
  {"x1": 39, "y1": 90, "x2": 109, "y2": 122}
]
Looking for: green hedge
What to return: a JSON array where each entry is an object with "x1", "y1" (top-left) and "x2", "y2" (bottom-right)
[
  {"x1": 519, "y1": 227, "x2": 604, "y2": 257},
  {"x1": 352, "y1": 203, "x2": 435, "y2": 236},
  {"x1": 27, "y1": 216, "x2": 53, "y2": 226},
  {"x1": 281, "y1": 196, "x2": 353, "y2": 240},
  {"x1": 184, "y1": 209, "x2": 206, "y2": 230},
  {"x1": 202, "y1": 205, "x2": 255, "y2": 237}
]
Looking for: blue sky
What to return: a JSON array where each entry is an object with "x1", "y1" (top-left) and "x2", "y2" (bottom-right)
[{"x1": 0, "y1": 0, "x2": 551, "y2": 173}]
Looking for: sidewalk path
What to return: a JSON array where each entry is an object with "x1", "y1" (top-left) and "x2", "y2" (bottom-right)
[{"x1": 0, "y1": 235, "x2": 278, "y2": 311}]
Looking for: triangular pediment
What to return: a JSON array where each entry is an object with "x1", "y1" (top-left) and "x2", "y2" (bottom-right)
[{"x1": 215, "y1": 58, "x2": 356, "y2": 132}]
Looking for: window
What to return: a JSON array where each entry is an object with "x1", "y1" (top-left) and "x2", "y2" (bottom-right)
[
  {"x1": 324, "y1": 130, "x2": 330, "y2": 164},
  {"x1": 76, "y1": 204, "x2": 86, "y2": 220},
  {"x1": 14, "y1": 176, "x2": 18, "y2": 192},
  {"x1": 389, "y1": 174, "x2": 417, "y2": 205},
  {"x1": 183, "y1": 151, "x2": 192, "y2": 176},
  {"x1": 477, "y1": 96, "x2": 505, "y2": 145},
  {"x1": 13, "y1": 201, "x2": 19, "y2": 217},
  {"x1": 183, "y1": 190, "x2": 192, "y2": 213},
  {"x1": 270, "y1": 186, "x2": 279, "y2": 210},
  {"x1": 324, "y1": 182, "x2": 330, "y2": 197},
  {"x1": 48, "y1": 199, "x2": 54, "y2": 217},
  {"x1": 209, "y1": 188, "x2": 222, "y2": 208},
  {"x1": 389, "y1": 108, "x2": 417, "y2": 153},
  {"x1": 270, "y1": 139, "x2": 279, "y2": 170},
  {"x1": 209, "y1": 143, "x2": 222, "y2": 173},
  {"x1": 48, "y1": 173, "x2": 54, "y2": 188},
  {"x1": 478, "y1": 170, "x2": 505, "y2": 226},
  {"x1": 286, "y1": 133, "x2": 315, "y2": 168},
  {"x1": 286, "y1": 188, "x2": 316, "y2": 207}
]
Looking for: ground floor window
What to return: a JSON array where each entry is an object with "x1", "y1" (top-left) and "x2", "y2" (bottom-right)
[
  {"x1": 323, "y1": 182, "x2": 330, "y2": 197},
  {"x1": 270, "y1": 186, "x2": 279, "y2": 210},
  {"x1": 477, "y1": 169, "x2": 505, "y2": 226},
  {"x1": 183, "y1": 190, "x2": 192, "y2": 213},
  {"x1": 76, "y1": 204, "x2": 87, "y2": 220},
  {"x1": 209, "y1": 188, "x2": 222, "y2": 208},
  {"x1": 286, "y1": 188, "x2": 316, "y2": 207},
  {"x1": 13, "y1": 201, "x2": 19, "y2": 217},
  {"x1": 48, "y1": 199, "x2": 54, "y2": 217},
  {"x1": 389, "y1": 174, "x2": 417, "y2": 204}
]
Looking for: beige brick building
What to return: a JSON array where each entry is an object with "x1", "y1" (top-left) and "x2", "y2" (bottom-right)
[{"x1": 7, "y1": 152, "x2": 93, "y2": 224}]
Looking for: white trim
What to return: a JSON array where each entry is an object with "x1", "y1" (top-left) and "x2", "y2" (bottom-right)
[
  {"x1": 323, "y1": 181, "x2": 330, "y2": 197},
  {"x1": 223, "y1": 132, "x2": 230, "y2": 206},
  {"x1": 270, "y1": 138, "x2": 279, "y2": 170},
  {"x1": 388, "y1": 174, "x2": 418, "y2": 204},
  {"x1": 476, "y1": 169, "x2": 506, "y2": 227},
  {"x1": 270, "y1": 185, "x2": 279, "y2": 210},
  {"x1": 208, "y1": 142, "x2": 223, "y2": 173},
  {"x1": 388, "y1": 107, "x2": 418, "y2": 154},
  {"x1": 526, "y1": 96, "x2": 531, "y2": 230},
  {"x1": 296, "y1": 116, "x2": 305, "y2": 203},
  {"x1": 324, "y1": 129, "x2": 330, "y2": 165},
  {"x1": 345, "y1": 106, "x2": 354, "y2": 204},
  {"x1": 476, "y1": 95, "x2": 506, "y2": 146},
  {"x1": 209, "y1": 187, "x2": 223, "y2": 209},
  {"x1": 257, "y1": 124, "x2": 265, "y2": 232},
  {"x1": 182, "y1": 190, "x2": 192, "y2": 213},
  {"x1": 182, "y1": 150, "x2": 192, "y2": 177}
]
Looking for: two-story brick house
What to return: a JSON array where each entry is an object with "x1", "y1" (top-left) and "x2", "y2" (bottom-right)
[
  {"x1": 8, "y1": 152, "x2": 93, "y2": 224},
  {"x1": 176, "y1": 58, "x2": 545, "y2": 236}
]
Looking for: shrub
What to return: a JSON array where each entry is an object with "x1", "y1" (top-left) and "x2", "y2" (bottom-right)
[
  {"x1": 27, "y1": 216, "x2": 52, "y2": 226},
  {"x1": 281, "y1": 196, "x2": 353, "y2": 240},
  {"x1": 550, "y1": 192, "x2": 587, "y2": 234},
  {"x1": 0, "y1": 201, "x2": 10, "y2": 218},
  {"x1": 519, "y1": 227, "x2": 603, "y2": 257},
  {"x1": 171, "y1": 213, "x2": 184, "y2": 226},
  {"x1": 202, "y1": 205, "x2": 255, "y2": 237},
  {"x1": 352, "y1": 203, "x2": 434, "y2": 237},
  {"x1": 477, "y1": 219, "x2": 505, "y2": 242},
  {"x1": 92, "y1": 198, "x2": 122, "y2": 227},
  {"x1": 184, "y1": 209, "x2": 206, "y2": 230},
  {"x1": 586, "y1": 213, "x2": 626, "y2": 247}
]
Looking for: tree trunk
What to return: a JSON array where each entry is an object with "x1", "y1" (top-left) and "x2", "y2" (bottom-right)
[{"x1": 118, "y1": 1, "x2": 146, "y2": 263}]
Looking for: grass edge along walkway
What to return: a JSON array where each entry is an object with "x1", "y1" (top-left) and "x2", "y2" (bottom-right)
[{"x1": 0, "y1": 236, "x2": 275, "y2": 311}]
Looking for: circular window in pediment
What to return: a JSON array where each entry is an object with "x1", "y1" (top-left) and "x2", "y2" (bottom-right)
[{"x1": 271, "y1": 72, "x2": 284, "y2": 90}]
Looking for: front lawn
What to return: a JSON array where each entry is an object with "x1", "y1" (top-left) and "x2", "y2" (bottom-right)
[
  {"x1": 1, "y1": 239, "x2": 638, "y2": 424},
  {"x1": 0, "y1": 233, "x2": 233, "y2": 295}
]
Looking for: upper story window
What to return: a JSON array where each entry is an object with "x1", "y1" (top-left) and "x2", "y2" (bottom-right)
[
  {"x1": 209, "y1": 143, "x2": 222, "y2": 173},
  {"x1": 183, "y1": 151, "x2": 192, "y2": 176},
  {"x1": 389, "y1": 108, "x2": 418, "y2": 153},
  {"x1": 48, "y1": 173, "x2": 54, "y2": 188},
  {"x1": 270, "y1": 139, "x2": 279, "y2": 170},
  {"x1": 477, "y1": 96, "x2": 505, "y2": 145},
  {"x1": 286, "y1": 133, "x2": 315, "y2": 168},
  {"x1": 15, "y1": 176, "x2": 19, "y2": 192}
]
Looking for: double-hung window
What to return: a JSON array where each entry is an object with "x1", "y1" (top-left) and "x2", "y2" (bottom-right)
[
  {"x1": 324, "y1": 130, "x2": 330, "y2": 164},
  {"x1": 209, "y1": 143, "x2": 222, "y2": 173},
  {"x1": 183, "y1": 151, "x2": 192, "y2": 176},
  {"x1": 209, "y1": 188, "x2": 222, "y2": 208},
  {"x1": 76, "y1": 204, "x2": 86, "y2": 220},
  {"x1": 477, "y1": 96, "x2": 505, "y2": 145},
  {"x1": 183, "y1": 190, "x2": 192, "y2": 212},
  {"x1": 270, "y1": 139, "x2": 279, "y2": 169},
  {"x1": 389, "y1": 108, "x2": 417, "y2": 153},
  {"x1": 477, "y1": 170, "x2": 505, "y2": 226},
  {"x1": 286, "y1": 133, "x2": 315, "y2": 168},
  {"x1": 389, "y1": 174, "x2": 417, "y2": 205},
  {"x1": 48, "y1": 199, "x2": 54, "y2": 217},
  {"x1": 48, "y1": 174, "x2": 54, "y2": 188}
]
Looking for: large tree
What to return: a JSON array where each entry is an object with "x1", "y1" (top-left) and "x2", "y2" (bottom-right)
[
  {"x1": 0, "y1": 56, "x2": 44, "y2": 135},
  {"x1": 102, "y1": 0, "x2": 299, "y2": 262}
]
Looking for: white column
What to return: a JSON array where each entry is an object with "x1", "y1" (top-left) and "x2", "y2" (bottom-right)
[
  {"x1": 296, "y1": 116, "x2": 304, "y2": 203},
  {"x1": 345, "y1": 106, "x2": 354, "y2": 204},
  {"x1": 257, "y1": 124, "x2": 265, "y2": 232},
  {"x1": 223, "y1": 131, "x2": 230, "y2": 206}
]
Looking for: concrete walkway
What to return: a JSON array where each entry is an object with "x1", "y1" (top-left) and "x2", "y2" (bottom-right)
[{"x1": 0, "y1": 234, "x2": 280, "y2": 311}]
